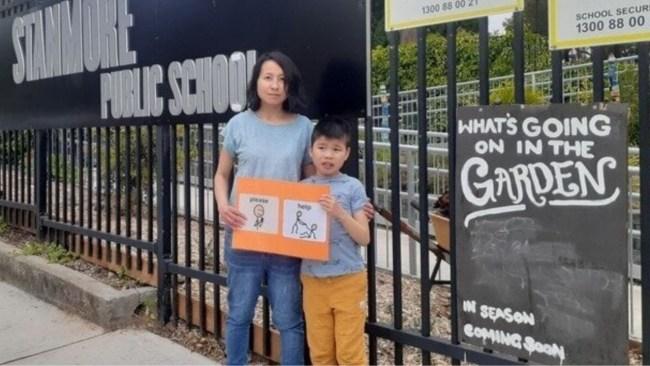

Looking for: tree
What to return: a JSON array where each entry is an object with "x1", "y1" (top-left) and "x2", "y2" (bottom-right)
[
  {"x1": 371, "y1": 25, "x2": 551, "y2": 92},
  {"x1": 372, "y1": 0, "x2": 387, "y2": 47},
  {"x1": 524, "y1": 0, "x2": 548, "y2": 36}
]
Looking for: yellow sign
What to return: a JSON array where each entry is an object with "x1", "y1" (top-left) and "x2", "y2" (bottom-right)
[
  {"x1": 549, "y1": 0, "x2": 650, "y2": 49},
  {"x1": 233, "y1": 178, "x2": 331, "y2": 261},
  {"x1": 385, "y1": 0, "x2": 524, "y2": 32}
]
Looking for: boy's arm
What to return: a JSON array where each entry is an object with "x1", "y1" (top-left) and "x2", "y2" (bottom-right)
[
  {"x1": 339, "y1": 209, "x2": 370, "y2": 246},
  {"x1": 319, "y1": 195, "x2": 370, "y2": 246}
]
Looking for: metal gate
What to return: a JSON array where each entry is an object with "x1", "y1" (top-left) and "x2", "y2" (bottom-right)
[{"x1": 366, "y1": 10, "x2": 650, "y2": 365}]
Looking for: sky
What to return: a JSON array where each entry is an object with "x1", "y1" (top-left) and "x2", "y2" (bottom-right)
[{"x1": 489, "y1": 13, "x2": 512, "y2": 35}]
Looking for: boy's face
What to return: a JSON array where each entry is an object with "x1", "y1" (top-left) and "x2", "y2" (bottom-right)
[{"x1": 310, "y1": 136, "x2": 350, "y2": 177}]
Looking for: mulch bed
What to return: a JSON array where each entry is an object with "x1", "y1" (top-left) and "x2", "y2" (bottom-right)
[{"x1": 1, "y1": 225, "x2": 643, "y2": 365}]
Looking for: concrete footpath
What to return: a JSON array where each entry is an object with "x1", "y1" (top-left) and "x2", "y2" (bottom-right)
[
  {"x1": 0, "y1": 280, "x2": 215, "y2": 365},
  {"x1": 0, "y1": 238, "x2": 216, "y2": 364}
]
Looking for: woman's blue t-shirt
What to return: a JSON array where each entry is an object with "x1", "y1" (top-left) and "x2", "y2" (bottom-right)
[{"x1": 222, "y1": 109, "x2": 313, "y2": 202}]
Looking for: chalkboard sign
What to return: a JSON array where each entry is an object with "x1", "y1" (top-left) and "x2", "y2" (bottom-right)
[{"x1": 455, "y1": 104, "x2": 628, "y2": 365}]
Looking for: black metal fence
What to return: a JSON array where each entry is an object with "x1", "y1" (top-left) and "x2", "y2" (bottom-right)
[
  {"x1": 369, "y1": 13, "x2": 650, "y2": 365},
  {"x1": 0, "y1": 122, "x2": 269, "y2": 356}
]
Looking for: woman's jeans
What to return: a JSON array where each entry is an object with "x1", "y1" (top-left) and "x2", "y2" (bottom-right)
[{"x1": 225, "y1": 231, "x2": 304, "y2": 365}]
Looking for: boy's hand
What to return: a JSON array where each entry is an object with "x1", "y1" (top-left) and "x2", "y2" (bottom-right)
[
  {"x1": 219, "y1": 205, "x2": 247, "y2": 229},
  {"x1": 319, "y1": 194, "x2": 345, "y2": 220}
]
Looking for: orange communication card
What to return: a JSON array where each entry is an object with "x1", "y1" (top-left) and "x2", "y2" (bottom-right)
[{"x1": 232, "y1": 177, "x2": 330, "y2": 261}]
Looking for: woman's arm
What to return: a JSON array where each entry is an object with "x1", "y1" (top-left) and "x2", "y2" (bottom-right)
[
  {"x1": 214, "y1": 150, "x2": 246, "y2": 228},
  {"x1": 319, "y1": 195, "x2": 370, "y2": 246}
]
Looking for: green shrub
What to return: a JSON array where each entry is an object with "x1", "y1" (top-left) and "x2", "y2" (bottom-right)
[
  {"x1": 490, "y1": 82, "x2": 546, "y2": 105},
  {"x1": 22, "y1": 241, "x2": 78, "y2": 265},
  {"x1": 0, "y1": 217, "x2": 8, "y2": 236},
  {"x1": 371, "y1": 25, "x2": 550, "y2": 94}
]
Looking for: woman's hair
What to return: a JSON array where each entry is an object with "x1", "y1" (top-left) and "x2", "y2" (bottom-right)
[{"x1": 246, "y1": 51, "x2": 307, "y2": 113}]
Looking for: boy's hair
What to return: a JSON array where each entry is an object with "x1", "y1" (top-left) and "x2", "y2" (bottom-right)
[
  {"x1": 311, "y1": 116, "x2": 352, "y2": 147},
  {"x1": 246, "y1": 51, "x2": 307, "y2": 113}
]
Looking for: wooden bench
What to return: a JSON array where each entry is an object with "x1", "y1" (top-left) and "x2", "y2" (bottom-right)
[{"x1": 375, "y1": 206, "x2": 450, "y2": 290}]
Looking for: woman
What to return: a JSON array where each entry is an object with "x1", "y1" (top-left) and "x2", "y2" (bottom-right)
[{"x1": 214, "y1": 51, "x2": 313, "y2": 365}]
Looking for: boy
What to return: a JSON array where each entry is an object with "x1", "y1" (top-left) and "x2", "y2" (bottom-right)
[{"x1": 301, "y1": 116, "x2": 370, "y2": 365}]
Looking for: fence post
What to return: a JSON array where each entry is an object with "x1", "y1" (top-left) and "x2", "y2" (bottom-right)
[
  {"x1": 406, "y1": 151, "x2": 417, "y2": 276},
  {"x1": 416, "y1": 26, "x2": 432, "y2": 366},
  {"x1": 156, "y1": 123, "x2": 172, "y2": 324},
  {"x1": 637, "y1": 42, "x2": 650, "y2": 363},
  {"x1": 592, "y1": 47, "x2": 605, "y2": 102},
  {"x1": 446, "y1": 21, "x2": 460, "y2": 366},
  {"x1": 513, "y1": 12, "x2": 525, "y2": 104},
  {"x1": 387, "y1": 29, "x2": 404, "y2": 365},
  {"x1": 35, "y1": 130, "x2": 47, "y2": 240}
]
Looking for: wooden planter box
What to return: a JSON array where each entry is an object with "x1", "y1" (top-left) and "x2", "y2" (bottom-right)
[{"x1": 430, "y1": 213, "x2": 450, "y2": 252}]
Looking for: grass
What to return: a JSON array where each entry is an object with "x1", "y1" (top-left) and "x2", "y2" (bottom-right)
[
  {"x1": 117, "y1": 265, "x2": 128, "y2": 281},
  {"x1": 21, "y1": 241, "x2": 79, "y2": 265},
  {"x1": 0, "y1": 217, "x2": 8, "y2": 236},
  {"x1": 139, "y1": 296, "x2": 158, "y2": 320}
]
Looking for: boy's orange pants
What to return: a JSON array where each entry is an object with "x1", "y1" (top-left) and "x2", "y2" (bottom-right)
[{"x1": 301, "y1": 271, "x2": 367, "y2": 366}]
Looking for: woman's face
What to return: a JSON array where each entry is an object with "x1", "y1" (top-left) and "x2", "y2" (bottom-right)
[{"x1": 256, "y1": 60, "x2": 287, "y2": 108}]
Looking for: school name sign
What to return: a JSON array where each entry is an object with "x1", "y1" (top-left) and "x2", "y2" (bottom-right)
[
  {"x1": 385, "y1": 0, "x2": 523, "y2": 31},
  {"x1": 0, "y1": 0, "x2": 366, "y2": 129},
  {"x1": 549, "y1": 0, "x2": 650, "y2": 49},
  {"x1": 10, "y1": 0, "x2": 255, "y2": 121}
]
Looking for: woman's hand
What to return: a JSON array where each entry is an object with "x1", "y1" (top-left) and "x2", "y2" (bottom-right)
[
  {"x1": 219, "y1": 205, "x2": 247, "y2": 229},
  {"x1": 362, "y1": 201, "x2": 375, "y2": 220}
]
